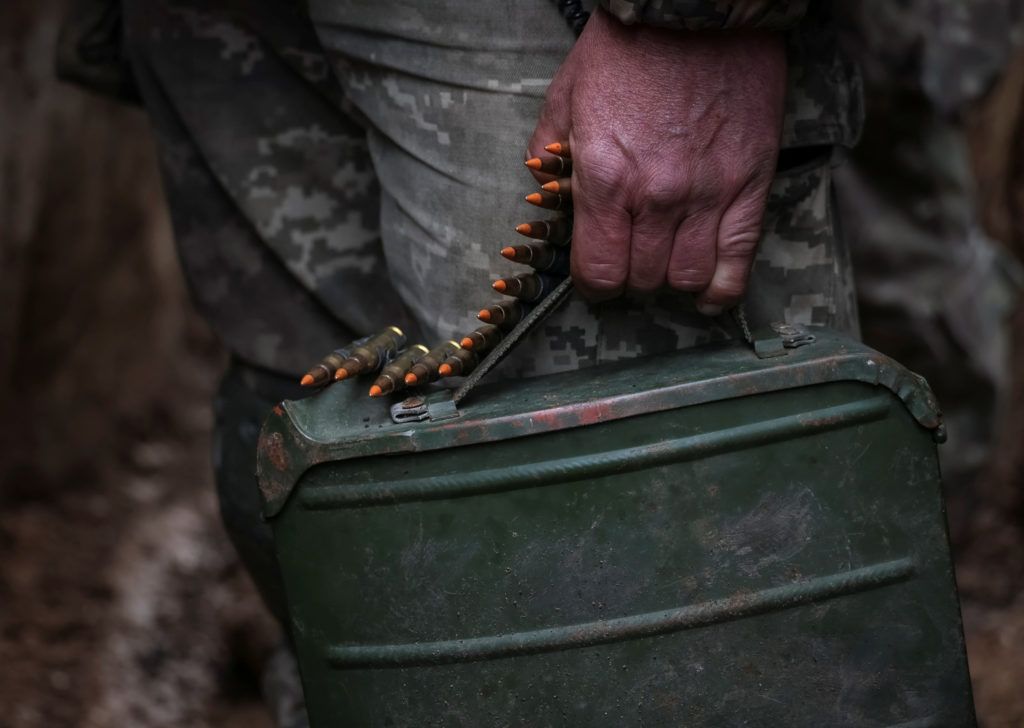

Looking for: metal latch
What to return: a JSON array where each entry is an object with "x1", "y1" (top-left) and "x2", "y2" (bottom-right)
[
  {"x1": 753, "y1": 322, "x2": 816, "y2": 359},
  {"x1": 771, "y1": 322, "x2": 816, "y2": 348},
  {"x1": 390, "y1": 392, "x2": 461, "y2": 424},
  {"x1": 390, "y1": 396, "x2": 429, "y2": 424}
]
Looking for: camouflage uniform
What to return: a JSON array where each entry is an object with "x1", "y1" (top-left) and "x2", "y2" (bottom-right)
[
  {"x1": 834, "y1": 1, "x2": 1024, "y2": 495},
  {"x1": 114, "y1": 0, "x2": 862, "y2": 381}
]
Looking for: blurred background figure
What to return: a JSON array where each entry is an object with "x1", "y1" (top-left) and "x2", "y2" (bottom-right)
[
  {"x1": 2, "y1": 0, "x2": 1024, "y2": 726},
  {"x1": 837, "y1": 1, "x2": 1023, "y2": 501},
  {"x1": 836, "y1": 3, "x2": 1024, "y2": 722}
]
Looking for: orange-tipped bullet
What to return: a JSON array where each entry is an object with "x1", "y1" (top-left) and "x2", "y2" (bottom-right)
[
  {"x1": 329, "y1": 326, "x2": 406, "y2": 382},
  {"x1": 514, "y1": 218, "x2": 572, "y2": 245},
  {"x1": 438, "y1": 348, "x2": 479, "y2": 379},
  {"x1": 460, "y1": 324, "x2": 503, "y2": 353},
  {"x1": 541, "y1": 178, "x2": 571, "y2": 195},
  {"x1": 464, "y1": 324, "x2": 503, "y2": 352},
  {"x1": 478, "y1": 300, "x2": 528, "y2": 330},
  {"x1": 493, "y1": 279, "x2": 508, "y2": 292},
  {"x1": 525, "y1": 191, "x2": 565, "y2": 210},
  {"x1": 491, "y1": 272, "x2": 561, "y2": 302},
  {"x1": 544, "y1": 141, "x2": 570, "y2": 157},
  {"x1": 401, "y1": 340, "x2": 459, "y2": 389},
  {"x1": 367, "y1": 343, "x2": 428, "y2": 398},
  {"x1": 301, "y1": 346, "x2": 361, "y2": 387},
  {"x1": 524, "y1": 156, "x2": 571, "y2": 176},
  {"x1": 499, "y1": 242, "x2": 568, "y2": 273}
]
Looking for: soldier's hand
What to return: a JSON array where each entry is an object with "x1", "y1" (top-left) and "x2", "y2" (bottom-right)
[{"x1": 526, "y1": 8, "x2": 786, "y2": 314}]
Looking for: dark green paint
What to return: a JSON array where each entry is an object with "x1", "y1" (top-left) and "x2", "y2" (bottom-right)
[{"x1": 258, "y1": 330, "x2": 974, "y2": 727}]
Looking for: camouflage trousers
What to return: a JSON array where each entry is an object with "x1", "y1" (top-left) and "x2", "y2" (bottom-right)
[{"x1": 122, "y1": 0, "x2": 857, "y2": 381}]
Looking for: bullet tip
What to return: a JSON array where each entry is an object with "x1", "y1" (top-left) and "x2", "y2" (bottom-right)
[
  {"x1": 438, "y1": 364, "x2": 453, "y2": 377},
  {"x1": 300, "y1": 374, "x2": 315, "y2": 387},
  {"x1": 525, "y1": 192, "x2": 543, "y2": 204},
  {"x1": 500, "y1": 246, "x2": 515, "y2": 259},
  {"x1": 477, "y1": 309, "x2": 491, "y2": 322},
  {"x1": 544, "y1": 142, "x2": 563, "y2": 155},
  {"x1": 541, "y1": 181, "x2": 559, "y2": 193},
  {"x1": 460, "y1": 337, "x2": 475, "y2": 350},
  {"x1": 492, "y1": 279, "x2": 507, "y2": 292},
  {"x1": 368, "y1": 385, "x2": 383, "y2": 397},
  {"x1": 334, "y1": 368, "x2": 348, "y2": 381},
  {"x1": 404, "y1": 373, "x2": 418, "y2": 385},
  {"x1": 525, "y1": 157, "x2": 542, "y2": 170},
  {"x1": 515, "y1": 223, "x2": 532, "y2": 236}
]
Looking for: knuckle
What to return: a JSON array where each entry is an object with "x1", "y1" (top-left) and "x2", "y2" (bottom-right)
[
  {"x1": 577, "y1": 161, "x2": 628, "y2": 199},
  {"x1": 573, "y1": 244, "x2": 626, "y2": 290},
  {"x1": 637, "y1": 168, "x2": 691, "y2": 213},
  {"x1": 575, "y1": 261, "x2": 627, "y2": 293},
  {"x1": 717, "y1": 228, "x2": 761, "y2": 259},
  {"x1": 584, "y1": 273, "x2": 627, "y2": 294},
  {"x1": 706, "y1": 264, "x2": 754, "y2": 303},
  {"x1": 667, "y1": 267, "x2": 714, "y2": 292},
  {"x1": 719, "y1": 169, "x2": 750, "y2": 196},
  {"x1": 710, "y1": 277, "x2": 747, "y2": 300},
  {"x1": 707, "y1": 285, "x2": 745, "y2": 306},
  {"x1": 576, "y1": 141, "x2": 628, "y2": 180}
]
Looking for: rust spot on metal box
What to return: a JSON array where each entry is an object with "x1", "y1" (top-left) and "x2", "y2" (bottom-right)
[{"x1": 263, "y1": 431, "x2": 290, "y2": 472}]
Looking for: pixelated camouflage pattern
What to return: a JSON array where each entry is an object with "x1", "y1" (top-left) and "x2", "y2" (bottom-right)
[
  {"x1": 836, "y1": 0, "x2": 1024, "y2": 116},
  {"x1": 603, "y1": 0, "x2": 806, "y2": 31},
  {"x1": 309, "y1": 0, "x2": 855, "y2": 377},
  {"x1": 121, "y1": 0, "x2": 419, "y2": 375},
  {"x1": 120, "y1": 0, "x2": 859, "y2": 377}
]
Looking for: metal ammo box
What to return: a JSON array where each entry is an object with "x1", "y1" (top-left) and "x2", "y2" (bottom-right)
[{"x1": 257, "y1": 327, "x2": 974, "y2": 727}]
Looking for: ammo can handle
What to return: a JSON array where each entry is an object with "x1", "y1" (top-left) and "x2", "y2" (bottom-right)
[
  {"x1": 451, "y1": 278, "x2": 766, "y2": 406},
  {"x1": 452, "y1": 276, "x2": 575, "y2": 405}
]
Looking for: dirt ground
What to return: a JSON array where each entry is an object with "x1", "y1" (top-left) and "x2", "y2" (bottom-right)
[{"x1": 1, "y1": 2, "x2": 1022, "y2": 727}]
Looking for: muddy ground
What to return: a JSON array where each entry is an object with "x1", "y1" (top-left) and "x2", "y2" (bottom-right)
[{"x1": 1, "y1": 2, "x2": 1022, "y2": 726}]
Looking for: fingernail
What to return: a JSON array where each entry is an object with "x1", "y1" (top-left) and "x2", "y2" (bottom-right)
[{"x1": 697, "y1": 303, "x2": 723, "y2": 317}]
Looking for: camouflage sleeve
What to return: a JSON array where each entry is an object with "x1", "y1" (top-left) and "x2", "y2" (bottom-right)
[{"x1": 600, "y1": 0, "x2": 808, "y2": 31}]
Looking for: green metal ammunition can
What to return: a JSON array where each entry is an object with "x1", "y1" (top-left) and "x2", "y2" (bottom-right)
[{"x1": 257, "y1": 328, "x2": 974, "y2": 727}]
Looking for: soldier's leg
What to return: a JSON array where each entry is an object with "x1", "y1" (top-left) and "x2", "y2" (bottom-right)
[
  {"x1": 120, "y1": 0, "x2": 409, "y2": 625},
  {"x1": 121, "y1": 0, "x2": 418, "y2": 374},
  {"x1": 309, "y1": 2, "x2": 857, "y2": 377}
]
